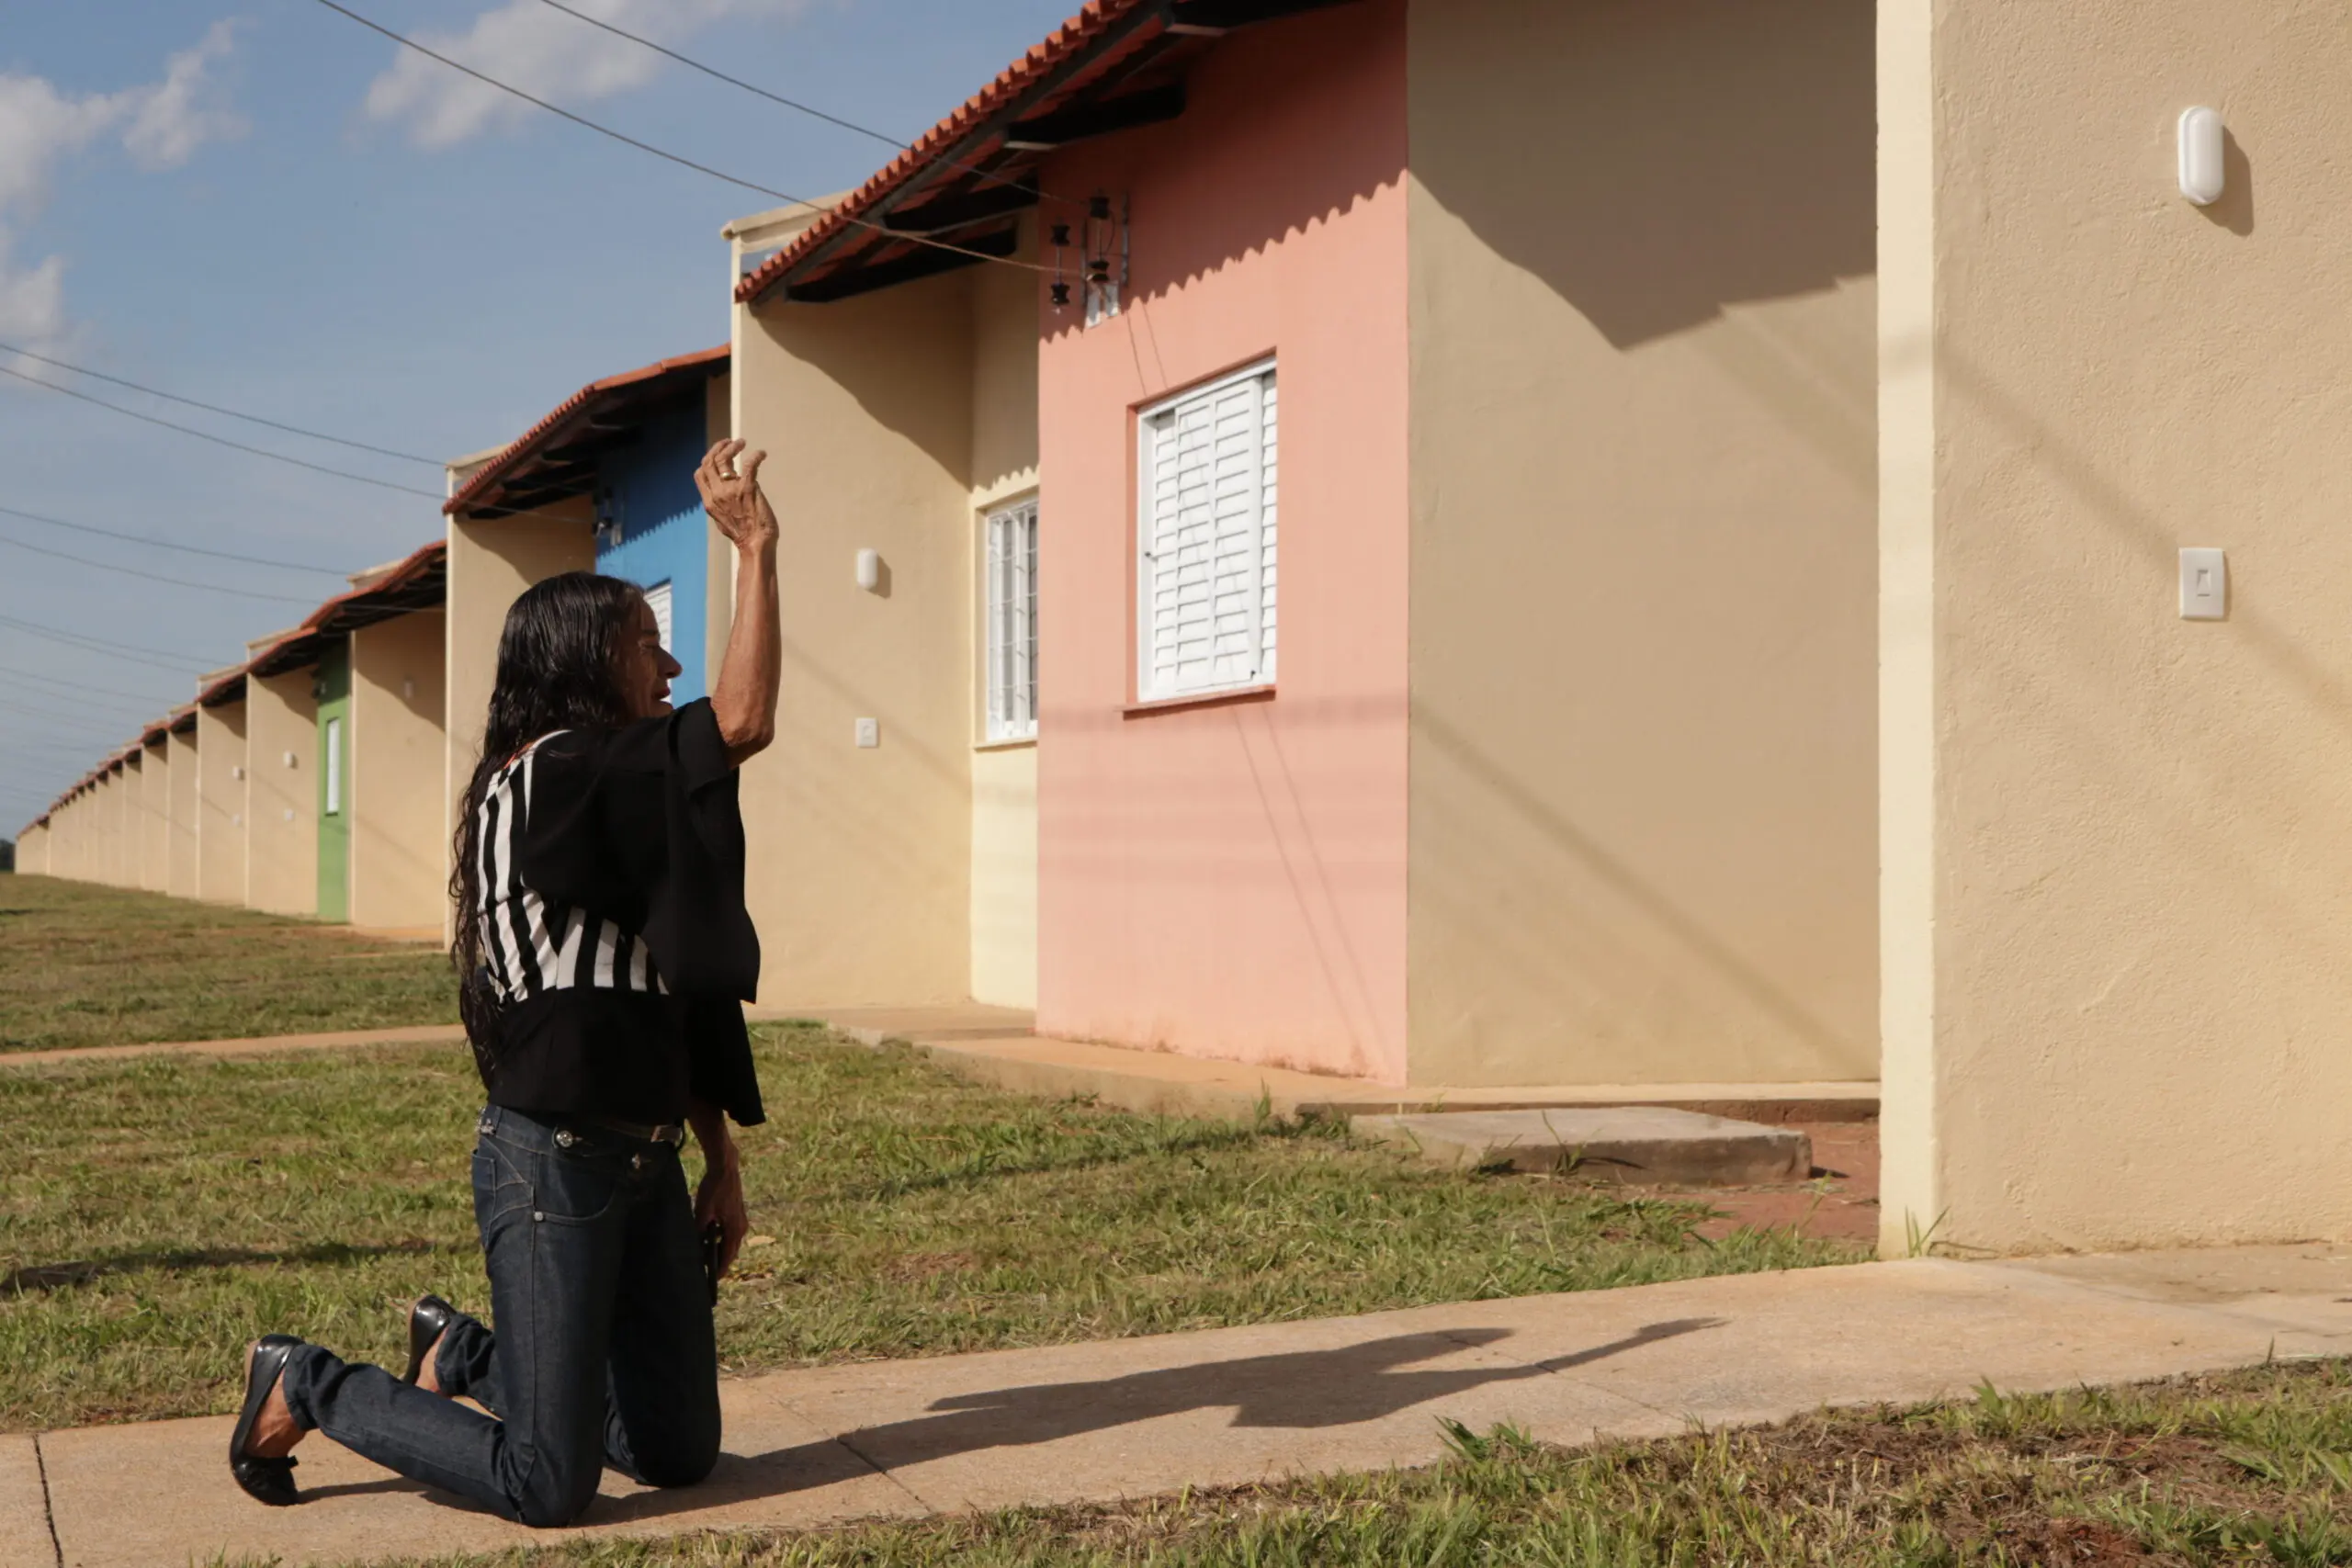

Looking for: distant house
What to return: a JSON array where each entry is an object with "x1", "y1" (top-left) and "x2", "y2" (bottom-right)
[
  {"x1": 243, "y1": 543, "x2": 449, "y2": 931},
  {"x1": 726, "y1": 188, "x2": 1041, "y2": 1012},
  {"x1": 441, "y1": 347, "x2": 731, "y2": 908}
]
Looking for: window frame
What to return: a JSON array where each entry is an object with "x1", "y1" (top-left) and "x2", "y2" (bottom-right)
[
  {"x1": 642, "y1": 579, "x2": 675, "y2": 657},
  {"x1": 982, "y1": 497, "x2": 1039, "y2": 744},
  {"x1": 1134, "y1": 356, "x2": 1278, "y2": 705},
  {"x1": 322, "y1": 716, "x2": 343, "y2": 817}
]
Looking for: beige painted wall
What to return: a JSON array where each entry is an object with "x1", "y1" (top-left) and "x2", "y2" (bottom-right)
[
  {"x1": 138, "y1": 744, "x2": 167, "y2": 892},
  {"x1": 444, "y1": 503, "x2": 594, "y2": 908},
  {"x1": 1880, "y1": 0, "x2": 2352, "y2": 1254},
  {"x1": 15, "y1": 824, "x2": 44, "y2": 875},
  {"x1": 968, "y1": 220, "x2": 1041, "y2": 1010},
  {"x1": 165, "y1": 728, "x2": 198, "y2": 898},
  {"x1": 94, "y1": 784, "x2": 113, "y2": 884},
  {"x1": 85, "y1": 777, "x2": 109, "y2": 885},
  {"x1": 109, "y1": 770, "x2": 130, "y2": 886},
  {"x1": 1404, "y1": 0, "x2": 1878, "y2": 1088},
  {"x1": 196, "y1": 702, "x2": 247, "y2": 904},
  {"x1": 351, "y1": 610, "x2": 449, "y2": 931},
  {"x1": 734, "y1": 263, "x2": 978, "y2": 1006},
  {"x1": 704, "y1": 371, "x2": 737, "y2": 687},
  {"x1": 110, "y1": 763, "x2": 130, "y2": 886},
  {"x1": 245, "y1": 670, "x2": 318, "y2": 917}
]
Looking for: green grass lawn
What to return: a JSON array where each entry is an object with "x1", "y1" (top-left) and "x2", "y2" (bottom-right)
[
  {"x1": 294, "y1": 1361, "x2": 2352, "y2": 1567},
  {"x1": 0, "y1": 1025, "x2": 1857, "y2": 1431},
  {"x1": 0, "y1": 874, "x2": 455, "y2": 1052}
]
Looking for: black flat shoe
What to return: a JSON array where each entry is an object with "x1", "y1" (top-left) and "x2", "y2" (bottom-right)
[
  {"x1": 229, "y1": 1335, "x2": 303, "y2": 1506},
  {"x1": 401, "y1": 1294, "x2": 457, "y2": 1386}
]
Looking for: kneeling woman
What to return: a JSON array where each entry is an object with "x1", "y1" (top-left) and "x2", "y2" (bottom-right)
[{"x1": 227, "y1": 441, "x2": 781, "y2": 1527}]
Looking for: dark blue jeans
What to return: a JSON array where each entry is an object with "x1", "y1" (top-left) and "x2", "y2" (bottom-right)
[{"x1": 278, "y1": 1107, "x2": 720, "y2": 1527}]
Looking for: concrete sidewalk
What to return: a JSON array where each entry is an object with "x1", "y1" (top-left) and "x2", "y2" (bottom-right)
[{"x1": 10, "y1": 1246, "x2": 2348, "y2": 1567}]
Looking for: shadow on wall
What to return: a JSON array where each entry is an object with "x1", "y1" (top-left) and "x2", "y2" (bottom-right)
[
  {"x1": 2199, "y1": 127, "x2": 2256, "y2": 237},
  {"x1": 1415, "y1": 0, "x2": 1873, "y2": 349},
  {"x1": 751, "y1": 276, "x2": 975, "y2": 487},
  {"x1": 1042, "y1": 0, "x2": 1408, "y2": 355}
]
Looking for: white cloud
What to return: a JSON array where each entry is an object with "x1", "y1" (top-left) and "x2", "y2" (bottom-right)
[
  {"x1": 124, "y1": 22, "x2": 248, "y2": 171},
  {"x1": 364, "y1": 0, "x2": 801, "y2": 150},
  {"x1": 0, "y1": 240, "x2": 66, "y2": 344},
  {"x1": 0, "y1": 23, "x2": 244, "y2": 353}
]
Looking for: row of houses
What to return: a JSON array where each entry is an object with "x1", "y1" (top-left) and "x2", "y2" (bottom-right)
[{"x1": 17, "y1": 0, "x2": 2352, "y2": 1259}]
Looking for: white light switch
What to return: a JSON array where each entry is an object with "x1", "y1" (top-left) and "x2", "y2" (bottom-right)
[
  {"x1": 854, "y1": 716, "x2": 880, "y2": 749},
  {"x1": 2180, "y1": 547, "x2": 2227, "y2": 620}
]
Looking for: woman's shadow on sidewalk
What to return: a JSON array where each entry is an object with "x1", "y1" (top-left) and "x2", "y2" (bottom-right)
[{"x1": 592, "y1": 1316, "x2": 1723, "y2": 1526}]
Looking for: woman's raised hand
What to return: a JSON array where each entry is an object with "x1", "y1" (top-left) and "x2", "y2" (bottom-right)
[{"x1": 695, "y1": 439, "x2": 779, "y2": 552}]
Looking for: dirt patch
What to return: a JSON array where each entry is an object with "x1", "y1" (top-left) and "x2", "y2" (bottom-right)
[{"x1": 1668, "y1": 1119, "x2": 1881, "y2": 1242}]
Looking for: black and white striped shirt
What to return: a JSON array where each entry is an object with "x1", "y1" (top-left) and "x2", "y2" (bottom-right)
[
  {"x1": 467, "y1": 699, "x2": 764, "y2": 1128},
  {"x1": 477, "y1": 732, "x2": 668, "y2": 1004}
]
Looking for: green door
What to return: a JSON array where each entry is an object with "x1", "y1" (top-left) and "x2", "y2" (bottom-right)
[{"x1": 316, "y1": 640, "x2": 351, "y2": 923}]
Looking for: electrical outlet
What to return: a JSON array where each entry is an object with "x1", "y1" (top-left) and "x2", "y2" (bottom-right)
[{"x1": 855, "y1": 717, "x2": 880, "y2": 749}]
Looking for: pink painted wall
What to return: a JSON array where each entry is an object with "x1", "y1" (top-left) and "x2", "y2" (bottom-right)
[{"x1": 1035, "y1": 0, "x2": 1410, "y2": 1082}]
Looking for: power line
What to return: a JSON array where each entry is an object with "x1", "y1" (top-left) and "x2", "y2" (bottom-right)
[
  {"x1": 0, "y1": 341, "x2": 444, "y2": 467},
  {"x1": 537, "y1": 0, "x2": 912, "y2": 152},
  {"x1": 0, "y1": 701, "x2": 151, "y2": 740},
  {"x1": 309, "y1": 0, "x2": 1045, "y2": 276},
  {"x1": 0, "y1": 364, "x2": 446, "y2": 500},
  {"x1": 0, "y1": 612, "x2": 212, "y2": 672},
  {"x1": 0, "y1": 503, "x2": 349, "y2": 578},
  {"x1": 0, "y1": 682, "x2": 158, "y2": 721},
  {"x1": 0, "y1": 530, "x2": 318, "y2": 605},
  {"x1": 0, "y1": 661, "x2": 171, "y2": 705},
  {"x1": 531, "y1": 0, "x2": 1069, "y2": 207}
]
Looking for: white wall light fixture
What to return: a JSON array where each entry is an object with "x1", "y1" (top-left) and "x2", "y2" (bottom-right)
[
  {"x1": 2178, "y1": 107, "x2": 2224, "y2": 205},
  {"x1": 855, "y1": 548, "x2": 882, "y2": 592}
]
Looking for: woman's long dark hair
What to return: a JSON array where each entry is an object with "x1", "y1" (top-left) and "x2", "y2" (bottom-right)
[{"x1": 451, "y1": 571, "x2": 646, "y2": 1060}]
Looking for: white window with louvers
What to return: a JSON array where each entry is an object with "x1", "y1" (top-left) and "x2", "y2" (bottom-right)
[
  {"x1": 984, "y1": 499, "x2": 1039, "y2": 741},
  {"x1": 1136, "y1": 359, "x2": 1277, "y2": 701}
]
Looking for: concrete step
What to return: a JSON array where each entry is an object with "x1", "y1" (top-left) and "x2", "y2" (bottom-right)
[
  {"x1": 866, "y1": 1030, "x2": 1874, "y2": 1130},
  {"x1": 1352, "y1": 1107, "x2": 1813, "y2": 1186}
]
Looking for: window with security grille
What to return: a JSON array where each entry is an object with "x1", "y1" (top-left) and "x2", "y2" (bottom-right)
[
  {"x1": 643, "y1": 580, "x2": 674, "y2": 654},
  {"x1": 984, "y1": 500, "x2": 1038, "y2": 740},
  {"x1": 1136, "y1": 360, "x2": 1276, "y2": 701}
]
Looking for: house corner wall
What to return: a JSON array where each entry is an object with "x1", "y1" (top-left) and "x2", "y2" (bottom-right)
[
  {"x1": 1882, "y1": 0, "x2": 2352, "y2": 1254},
  {"x1": 704, "y1": 370, "x2": 735, "y2": 690},
  {"x1": 196, "y1": 701, "x2": 249, "y2": 904},
  {"x1": 245, "y1": 670, "x2": 318, "y2": 917},
  {"x1": 350, "y1": 610, "x2": 449, "y2": 931},
  {"x1": 1034, "y1": 1, "x2": 1412, "y2": 1081},
  {"x1": 969, "y1": 215, "x2": 1042, "y2": 1010},
  {"x1": 444, "y1": 504, "x2": 594, "y2": 936},
  {"x1": 734, "y1": 268, "x2": 976, "y2": 1007},
  {"x1": 1403, "y1": 0, "x2": 1879, "y2": 1089},
  {"x1": 139, "y1": 744, "x2": 168, "y2": 893},
  {"x1": 166, "y1": 728, "x2": 199, "y2": 898}
]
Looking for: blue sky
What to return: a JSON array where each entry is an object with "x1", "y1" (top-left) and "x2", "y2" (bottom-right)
[{"x1": 0, "y1": 0, "x2": 1073, "y2": 830}]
